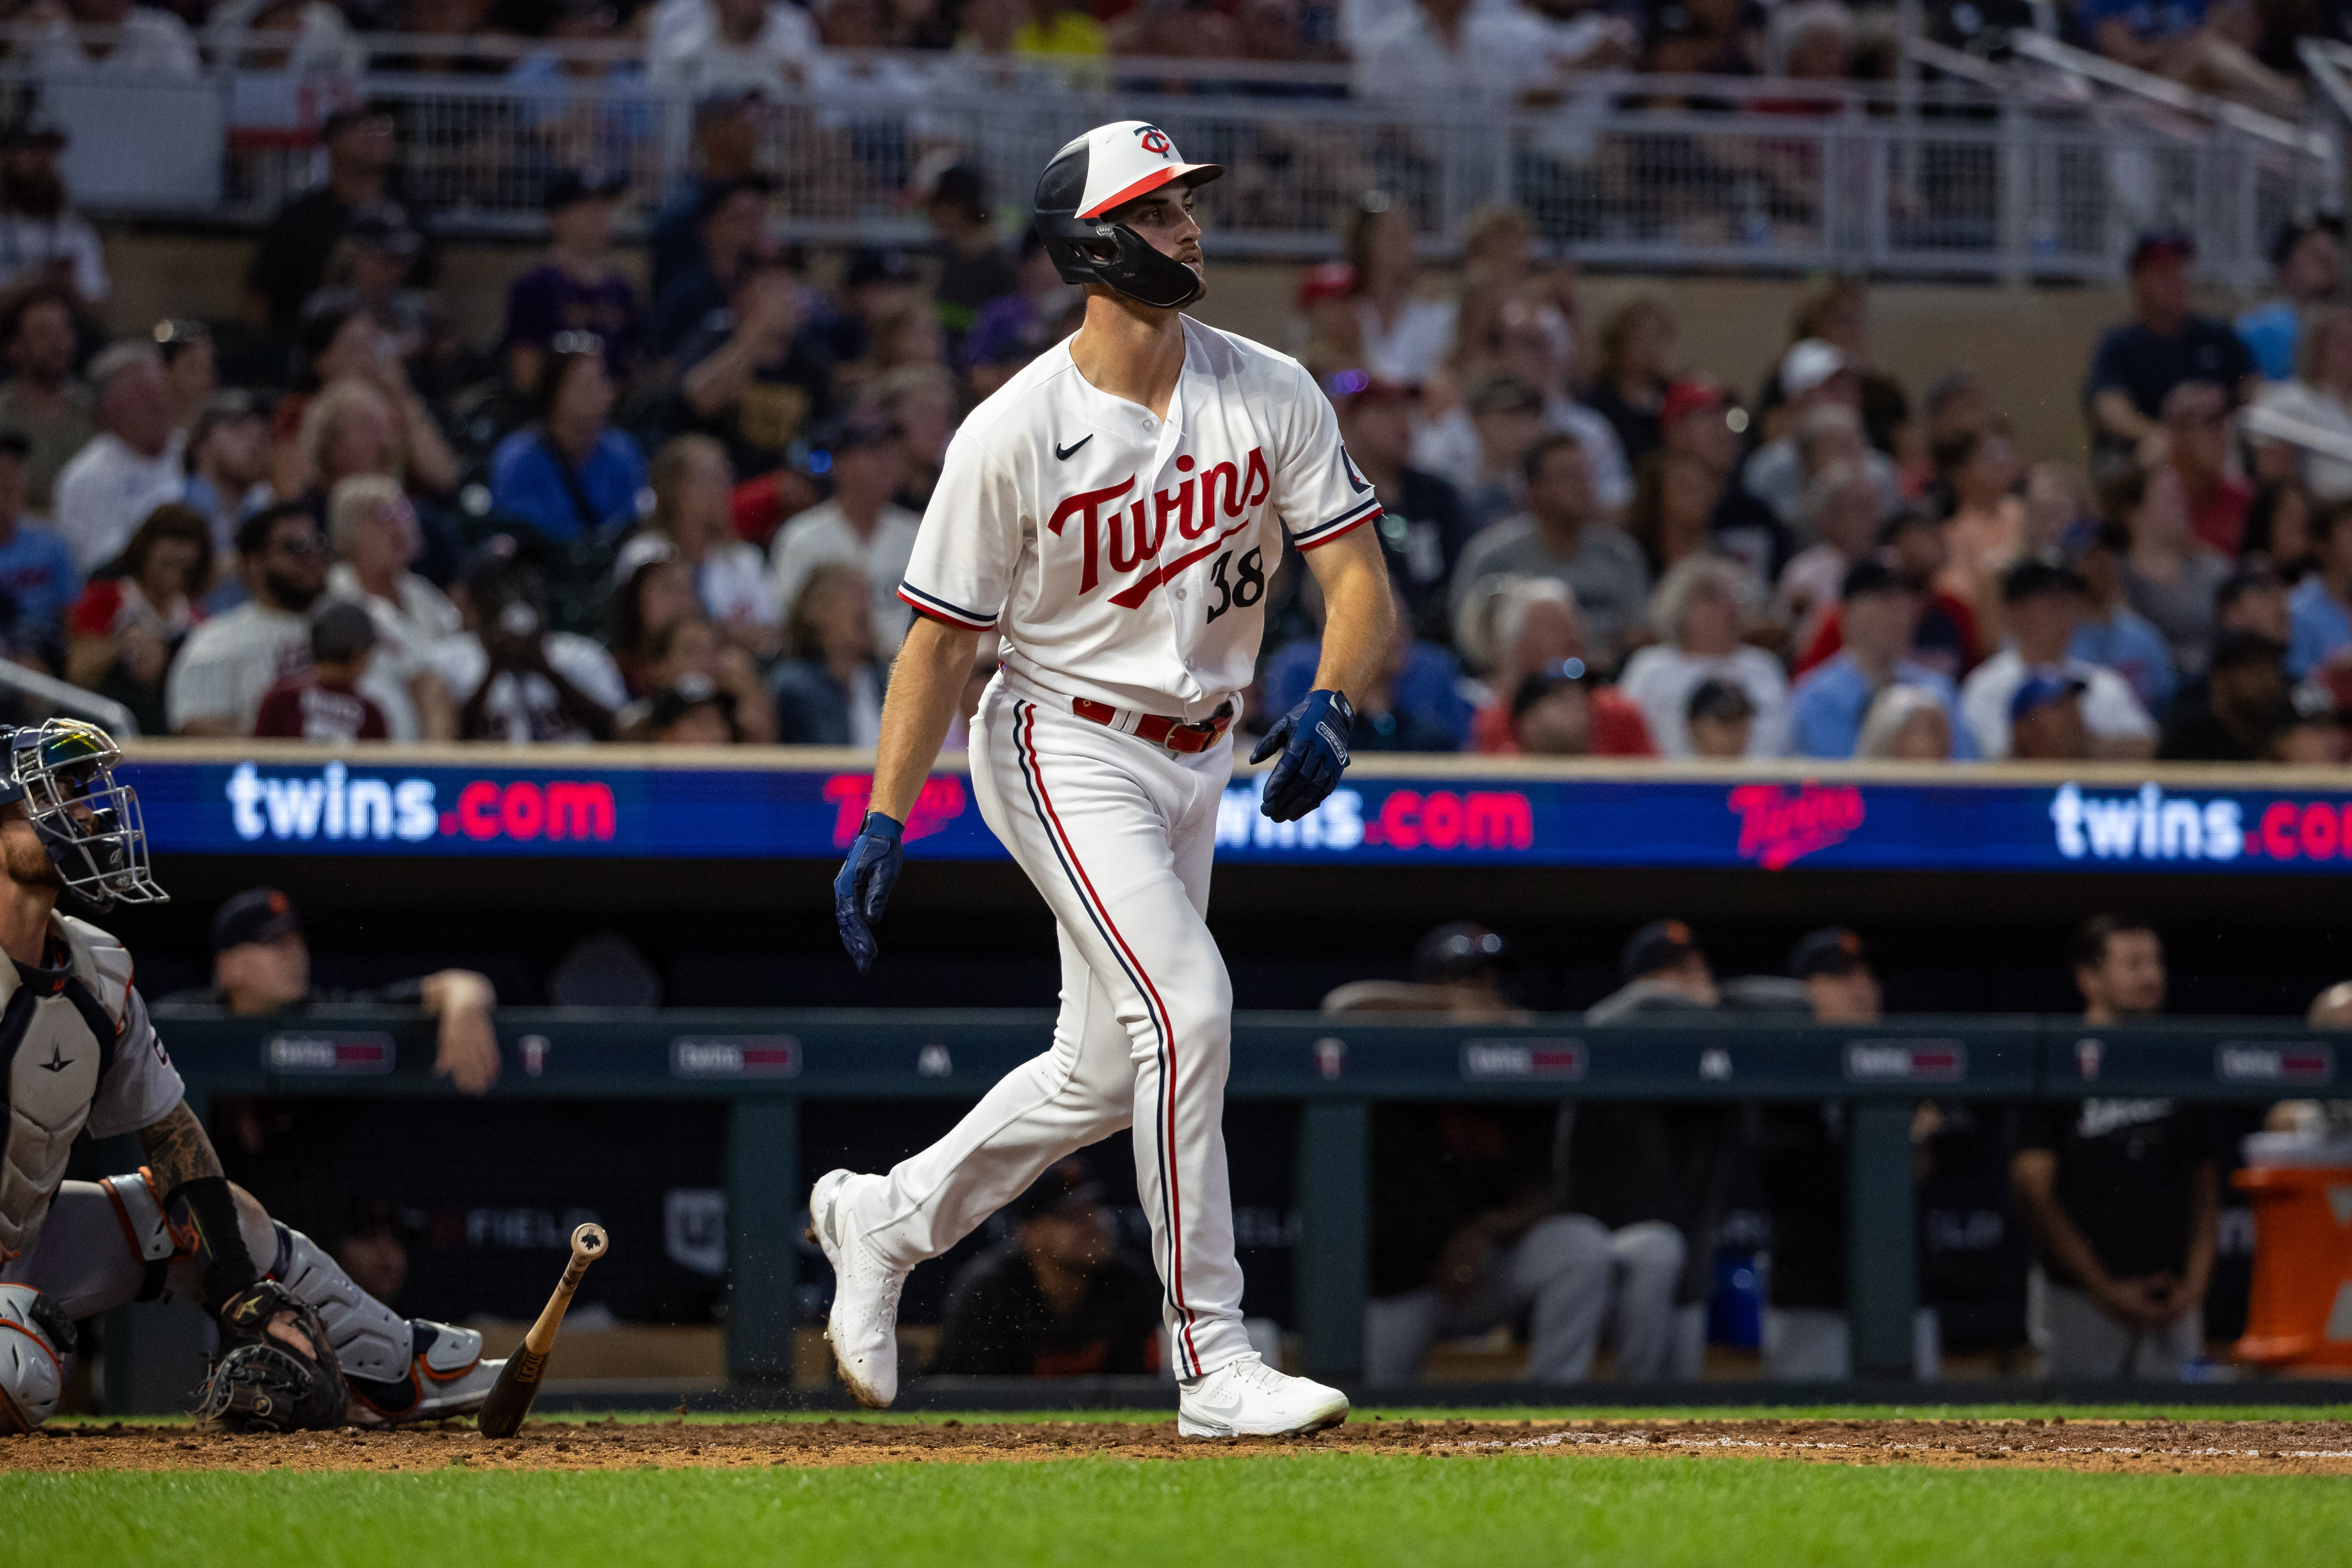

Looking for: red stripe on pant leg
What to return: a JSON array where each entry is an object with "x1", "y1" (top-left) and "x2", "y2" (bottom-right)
[{"x1": 1019, "y1": 705, "x2": 1204, "y2": 1376}]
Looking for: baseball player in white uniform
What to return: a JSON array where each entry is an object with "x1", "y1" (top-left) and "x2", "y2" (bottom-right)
[{"x1": 817, "y1": 121, "x2": 1395, "y2": 1438}]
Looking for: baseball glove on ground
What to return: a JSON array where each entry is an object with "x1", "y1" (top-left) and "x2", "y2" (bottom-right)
[{"x1": 192, "y1": 1281, "x2": 347, "y2": 1432}]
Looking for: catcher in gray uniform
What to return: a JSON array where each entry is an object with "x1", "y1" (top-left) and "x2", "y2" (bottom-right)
[{"x1": 0, "y1": 718, "x2": 503, "y2": 1432}]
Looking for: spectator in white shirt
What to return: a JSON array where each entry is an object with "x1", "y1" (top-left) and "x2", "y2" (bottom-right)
[
  {"x1": 618, "y1": 434, "x2": 783, "y2": 657},
  {"x1": 28, "y1": 0, "x2": 200, "y2": 78},
  {"x1": 435, "y1": 536, "x2": 627, "y2": 744},
  {"x1": 649, "y1": 0, "x2": 821, "y2": 95},
  {"x1": 1958, "y1": 558, "x2": 2157, "y2": 761},
  {"x1": 54, "y1": 342, "x2": 186, "y2": 575},
  {"x1": 1618, "y1": 554, "x2": 1791, "y2": 757},
  {"x1": 770, "y1": 412, "x2": 920, "y2": 657},
  {"x1": 165, "y1": 502, "x2": 333, "y2": 735},
  {"x1": 0, "y1": 116, "x2": 108, "y2": 319},
  {"x1": 324, "y1": 473, "x2": 458, "y2": 740},
  {"x1": 1307, "y1": 193, "x2": 1460, "y2": 388},
  {"x1": 1742, "y1": 341, "x2": 1901, "y2": 529}
]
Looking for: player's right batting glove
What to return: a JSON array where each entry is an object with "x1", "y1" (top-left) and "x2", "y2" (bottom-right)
[
  {"x1": 834, "y1": 810, "x2": 906, "y2": 973},
  {"x1": 1251, "y1": 689, "x2": 1354, "y2": 823}
]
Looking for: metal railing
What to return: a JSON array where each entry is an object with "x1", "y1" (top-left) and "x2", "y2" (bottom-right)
[{"x1": 0, "y1": 52, "x2": 2329, "y2": 278}]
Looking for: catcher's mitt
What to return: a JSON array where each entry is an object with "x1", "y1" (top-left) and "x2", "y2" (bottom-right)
[{"x1": 193, "y1": 1281, "x2": 347, "y2": 1433}]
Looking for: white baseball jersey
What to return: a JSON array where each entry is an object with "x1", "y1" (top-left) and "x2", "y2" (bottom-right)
[{"x1": 897, "y1": 318, "x2": 1382, "y2": 722}]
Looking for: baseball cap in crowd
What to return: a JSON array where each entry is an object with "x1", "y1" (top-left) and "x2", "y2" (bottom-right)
[
  {"x1": 2217, "y1": 557, "x2": 2283, "y2": 611},
  {"x1": 928, "y1": 163, "x2": 989, "y2": 222},
  {"x1": 2273, "y1": 215, "x2": 2343, "y2": 270},
  {"x1": 213, "y1": 888, "x2": 302, "y2": 954},
  {"x1": 1686, "y1": 677, "x2": 1754, "y2": 726},
  {"x1": 1467, "y1": 372, "x2": 1544, "y2": 419},
  {"x1": 1780, "y1": 338, "x2": 1848, "y2": 399},
  {"x1": 345, "y1": 200, "x2": 422, "y2": 257},
  {"x1": 310, "y1": 600, "x2": 378, "y2": 664},
  {"x1": 806, "y1": 411, "x2": 901, "y2": 468},
  {"x1": 1840, "y1": 556, "x2": 1906, "y2": 601},
  {"x1": 544, "y1": 168, "x2": 628, "y2": 212},
  {"x1": 1413, "y1": 921, "x2": 1509, "y2": 984},
  {"x1": 319, "y1": 103, "x2": 391, "y2": 144},
  {"x1": 1659, "y1": 376, "x2": 1728, "y2": 429},
  {"x1": 2129, "y1": 228, "x2": 2194, "y2": 270},
  {"x1": 2009, "y1": 672, "x2": 2087, "y2": 722},
  {"x1": 1875, "y1": 507, "x2": 1940, "y2": 551},
  {"x1": 2209, "y1": 629, "x2": 2286, "y2": 672},
  {"x1": 1295, "y1": 259, "x2": 1355, "y2": 312},
  {"x1": 1621, "y1": 918, "x2": 1702, "y2": 983},
  {"x1": 188, "y1": 389, "x2": 267, "y2": 453},
  {"x1": 2001, "y1": 557, "x2": 2087, "y2": 604},
  {"x1": 647, "y1": 672, "x2": 736, "y2": 735},
  {"x1": 843, "y1": 246, "x2": 920, "y2": 292},
  {"x1": 1789, "y1": 926, "x2": 1869, "y2": 980},
  {"x1": 1008, "y1": 1155, "x2": 1103, "y2": 1223},
  {"x1": 0, "y1": 113, "x2": 65, "y2": 152}
]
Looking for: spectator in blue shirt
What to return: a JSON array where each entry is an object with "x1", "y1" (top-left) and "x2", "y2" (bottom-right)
[
  {"x1": 2067, "y1": 518, "x2": 2177, "y2": 715},
  {"x1": 2287, "y1": 496, "x2": 2352, "y2": 677},
  {"x1": 0, "y1": 430, "x2": 78, "y2": 665},
  {"x1": 1790, "y1": 558, "x2": 1979, "y2": 760},
  {"x1": 489, "y1": 338, "x2": 648, "y2": 544},
  {"x1": 2237, "y1": 219, "x2": 2343, "y2": 383}
]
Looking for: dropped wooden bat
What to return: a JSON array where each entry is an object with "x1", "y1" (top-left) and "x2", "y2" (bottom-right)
[{"x1": 476, "y1": 1221, "x2": 609, "y2": 1437}]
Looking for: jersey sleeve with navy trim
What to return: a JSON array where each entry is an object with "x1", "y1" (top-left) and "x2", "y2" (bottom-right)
[
  {"x1": 1271, "y1": 359, "x2": 1383, "y2": 552},
  {"x1": 85, "y1": 987, "x2": 184, "y2": 1139},
  {"x1": 899, "y1": 427, "x2": 1023, "y2": 632}
]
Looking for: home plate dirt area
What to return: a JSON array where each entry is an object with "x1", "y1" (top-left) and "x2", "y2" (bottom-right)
[{"x1": 9, "y1": 1416, "x2": 2352, "y2": 1477}]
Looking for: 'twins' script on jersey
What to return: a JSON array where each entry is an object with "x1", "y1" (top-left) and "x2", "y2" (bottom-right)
[
  {"x1": 899, "y1": 320, "x2": 1379, "y2": 721},
  {"x1": 1047, "y1": 449, "x2": 1271, "y2": 607}
]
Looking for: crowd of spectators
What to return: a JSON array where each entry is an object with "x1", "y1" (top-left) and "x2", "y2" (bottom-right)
[{"x1": 0, "y1": 79, "x2": 2339, "y2": 763}]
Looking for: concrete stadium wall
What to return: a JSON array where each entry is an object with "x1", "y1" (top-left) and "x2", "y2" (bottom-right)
[{"x1": 103, "y1": 229, "x2": 2251, "y2": 467}]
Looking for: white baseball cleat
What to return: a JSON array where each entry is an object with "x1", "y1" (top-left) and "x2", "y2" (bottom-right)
[
  {"x1": 808, "y1": 1168, "x2": 907, "y2": 1409},
  {"x1": 1176, "y1": 1352, "x2": 1349, "y2": 1439}
]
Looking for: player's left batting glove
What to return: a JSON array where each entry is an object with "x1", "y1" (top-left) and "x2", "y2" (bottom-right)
[
  {"x1": 1251, "y1": 689, "x2": 1354, "y2": 823},
  {"x1": 834, "y1": 810, "x2": 906, "y2": 974}
]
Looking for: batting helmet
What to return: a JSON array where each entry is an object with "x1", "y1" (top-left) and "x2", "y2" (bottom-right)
[{"x1": 1034, "y1": 121, "x2": 1224, "y2": 310}]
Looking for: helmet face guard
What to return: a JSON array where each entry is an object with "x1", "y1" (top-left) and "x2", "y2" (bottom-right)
[
  {"x1": 3, "y1": 720, "x2": 166, "y2": 909},
  {"x1": 1034, "y1": 121, "x2": 1223, "y2": 311}
]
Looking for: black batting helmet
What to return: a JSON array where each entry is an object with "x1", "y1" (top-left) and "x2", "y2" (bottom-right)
[{"x1": 1033, "y1": 121, "x2": 1223, "y2": 311}]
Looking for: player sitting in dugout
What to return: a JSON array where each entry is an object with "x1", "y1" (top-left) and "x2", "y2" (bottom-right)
[
  {"x1": 0, "y1": 720, "x2": 504, "y2": 1432},
  {"x1": 161, "y1": 886, "x2": 501, "y2": 1096},
  {"x1": 930, "y1": 1155, "x2": 1165, "y2": 1379}
]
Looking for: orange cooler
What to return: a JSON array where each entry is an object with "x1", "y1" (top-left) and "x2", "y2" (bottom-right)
[{"x1": 2235, "y1": 1135, "x2": 2352, "y2": 1368}]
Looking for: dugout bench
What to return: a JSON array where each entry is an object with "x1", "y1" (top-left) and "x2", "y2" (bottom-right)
[{"x1": 106, "y1": 1008, "x2": 2348, "y2": 1406}]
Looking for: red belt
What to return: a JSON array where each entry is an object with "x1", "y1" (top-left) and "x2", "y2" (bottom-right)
[{"x1": 1070, "y1": 698, "x2": 1234, "y2": 754}]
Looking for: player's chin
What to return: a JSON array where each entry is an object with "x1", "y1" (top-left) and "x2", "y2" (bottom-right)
[{"x1": 1182, "y1": 259, "x2": 1209, "y2": 300}]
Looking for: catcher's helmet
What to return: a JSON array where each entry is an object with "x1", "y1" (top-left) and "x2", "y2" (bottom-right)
[
  {"x1": 1034, "y1": 121, "x2": 1223, "y2": 310},
  {"x1": 0, "y1": 718, "x2": 166, "y2": 909}
]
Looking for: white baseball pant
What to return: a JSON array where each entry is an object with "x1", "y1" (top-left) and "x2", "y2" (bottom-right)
[{"x1": 844, "y1": 677, "x2": 1251, "y2": 1378}]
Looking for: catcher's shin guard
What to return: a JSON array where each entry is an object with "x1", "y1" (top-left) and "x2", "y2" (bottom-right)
[
  {"x1": 0, "y1": 1285, "x2": 73, "y2": 1432},
  {"x1": 271, "y1": 1223, "x2": 500, "y2": 1421}
]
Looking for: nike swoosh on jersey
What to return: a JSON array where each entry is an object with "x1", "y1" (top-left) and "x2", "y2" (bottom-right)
[{"x1": 1054, "y1": 435, "x2": 1093, "y2": 461}]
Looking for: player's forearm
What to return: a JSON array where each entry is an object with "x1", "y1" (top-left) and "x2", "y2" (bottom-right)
[
  {"x1": 2182, "y1": 1162, "x2": 2221, "y2": 1299},
  {"x1": 869, "y1": 616, "x2": 982, "y2": 823},
  {"x1": 136, "y1": 1100, "x2": 224, "y2": 1191},
  {"x1": 1306, "y1": 535, "x2": 1397, "y2": 704}
]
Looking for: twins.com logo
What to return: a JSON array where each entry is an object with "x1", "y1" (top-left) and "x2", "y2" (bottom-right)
[{"x1": 226, "y1": 761, "x2": 616, "y2": 844}]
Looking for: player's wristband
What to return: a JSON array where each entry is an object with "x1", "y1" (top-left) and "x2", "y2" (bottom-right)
[{"x1": 167, "y1": 1175, "x2": 262, "y2": 1306}]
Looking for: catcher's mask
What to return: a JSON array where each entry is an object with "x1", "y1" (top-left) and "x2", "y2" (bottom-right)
[
  {"x1": 0, "y1": 719, "x2": 166, "y2": 909},
  {"x1": 1033, "y1": 121, "x2": 1223, "y2": 311}
]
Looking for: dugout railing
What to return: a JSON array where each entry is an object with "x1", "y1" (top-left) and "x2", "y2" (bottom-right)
[{"x1": 103, "y1": 1007, "x2": 2346, "y2": 1408}]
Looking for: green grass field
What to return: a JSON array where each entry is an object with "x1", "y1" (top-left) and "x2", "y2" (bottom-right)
[{"x1": 14, "y1": 1451, "x2": 2352, "y2": 1568}]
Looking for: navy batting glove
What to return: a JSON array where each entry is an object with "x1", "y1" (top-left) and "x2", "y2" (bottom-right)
[
  {"x1": 1250, "y1": 689, "x2": 1354, "y2": 823},
  {"x1": 834, "y1": 811, "x2": 905, "y2": 974}
]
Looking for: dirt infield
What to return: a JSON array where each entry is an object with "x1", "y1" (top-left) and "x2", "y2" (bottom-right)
[{"x1": 7, "y1": 1416, "x2": 2352, "y2": 1477}]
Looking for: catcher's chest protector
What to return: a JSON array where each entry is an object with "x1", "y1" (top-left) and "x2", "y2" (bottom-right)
[{"x1": 0, "y1": 937, "x2": 120, "y2": 1263}]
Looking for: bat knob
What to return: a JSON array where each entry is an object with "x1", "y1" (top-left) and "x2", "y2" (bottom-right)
[{"x1": 571, "y1": 1223, "x2": 609, "y2": 1263}]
